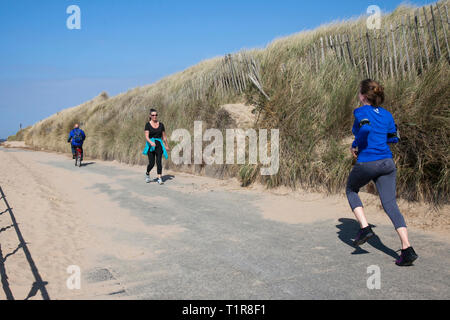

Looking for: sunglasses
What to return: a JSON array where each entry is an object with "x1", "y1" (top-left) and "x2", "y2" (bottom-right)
[{"x1": 151, "y1": 114, "x2": 158, "y2": 117}]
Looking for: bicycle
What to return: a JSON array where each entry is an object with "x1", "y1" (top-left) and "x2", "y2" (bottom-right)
[{"x1": 75, "y1": 147, "x2": 82, "y2": 167}]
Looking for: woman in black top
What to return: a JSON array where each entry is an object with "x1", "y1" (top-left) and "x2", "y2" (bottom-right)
[{"x1": 145, "y1": 109, "x2": 170, "y2": 184}]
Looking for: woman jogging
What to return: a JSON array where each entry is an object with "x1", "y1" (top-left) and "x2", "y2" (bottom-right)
[
  {"x1": 144, "y1": 109, "x2": 170, "y2": 185},
  {"x1": 346, "y1": 79, "x2": 418, "y2": 267}
]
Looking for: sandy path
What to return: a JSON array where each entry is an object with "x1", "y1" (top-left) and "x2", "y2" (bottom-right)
[{"x1": 0, "y1": 144, "x2": 449, "y2": 300}]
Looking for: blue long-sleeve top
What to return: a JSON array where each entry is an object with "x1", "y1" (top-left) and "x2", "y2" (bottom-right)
[
  {"x1": 351, "y1": 105, "x2": 399, "y2": 163},
  {"x1": 67, "y1": 128, "x2": 86, "y2": 147}
]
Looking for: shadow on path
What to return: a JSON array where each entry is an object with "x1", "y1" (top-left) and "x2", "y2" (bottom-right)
[
  {"x1": 0, "y1": 186, "x2": 50, "y2": 300},
  {"x1": 336, "y1": 218, "x2": 399, "y2": 260},
  {"x1": 80, "y1": 162, "x2": 95, "y2": 167},
  {"x1": 0, "y1": 224, "x2": 14, "y2": 234},
  {"x1": 0, "y1": 244, "x2": 14, "y2": 300},
  {"x1": 162, "y1": 175, "x2": 175, "y2": 183}
]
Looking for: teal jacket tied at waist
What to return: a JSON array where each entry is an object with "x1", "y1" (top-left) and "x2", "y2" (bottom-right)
[{"x1": 143, "y1": 138, "x2": 168, "y2": 159}]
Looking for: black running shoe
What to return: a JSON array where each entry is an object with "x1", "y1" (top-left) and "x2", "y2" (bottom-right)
[
  {"x1": 396, "y1": 247, "x2": 418, "y2": 267},
  {"x1": 353, "y1": 226, "x2": 375, "y2": 246}
]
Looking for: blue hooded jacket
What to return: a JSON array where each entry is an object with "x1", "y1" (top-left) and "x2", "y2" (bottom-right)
[{"x1": 68, "y1": 128, "x2": 86, "y2": 147}]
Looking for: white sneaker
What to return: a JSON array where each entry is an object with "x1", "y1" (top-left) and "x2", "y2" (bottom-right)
[
  {"x1": 146, "y1": 175, "x2": 151, "y2": 183},
  {"x1": 157, "y1": 178, "x2": 164, "y2": 185}
]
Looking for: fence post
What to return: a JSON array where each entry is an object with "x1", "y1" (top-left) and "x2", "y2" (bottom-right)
[
  {"x1": 374, "y1": 29, "x2": 380, "y2": 79},
  {"x1": 444, "y1": 2, "x2": 449, "y2": 26},
  {"x1": 338, "y1": 34, "x2": 347, "y2": 63},
  {"x1": 385, "y1": 25, "x2": 394, "y2": 78},
  {"x1": 320, "y1": 37, "x2": 325, "y2": 63},
  {"x1": 413, "y1": 10, "x2": 425, "y2": 73},
  {"x1": 401, "y1": 16, "x2": 412, "y2": 78},
  {"x1": 407, "y1": 14, "x2": 417, "y2": 76},
  {"x1": 326, "y1": 35, "x2": 332, "y2": 58},
  {"x1": 313, "y1": 42, "x2": 319, "y2": 72},
  {"x1": 381, "y1": 29, "x2": 387, "y2": 78},
  {"x1": 334, "y1": 34, "x2": 341, "y2": 59},
  {"x1": 436, "y1": 2, "x2": 450, "y2": 62},
  {"x1": 366, "y1": 31, "x2": 373, "y2": 78},
  {"x1": 390, "y1": 24, "x2": 399, "y2": 78},
  {"x1": 361, "y1": 30, "x2": 370, "y2": 78},
  {"x1": 345, "y1": 34, "x2": 356, "y2": 67},
  {"x1": 418, "y1": 9, "x2": 431, "y2": 68},
  {"x1": 431, "y1": 5, "x2": 442, "y2": 60},
  {"x1": 424, "y1": 6, "x2": 438, "y2": 61}
]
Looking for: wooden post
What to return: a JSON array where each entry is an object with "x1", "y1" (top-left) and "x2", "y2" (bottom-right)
[
  {"x1": 320, "y1": 37, "x2": 325, "y2": 63},
  {"x1": 340, "y1": 34, "x2": 346, "y2": 63},
  {"x1": 373, "y1": 29, "x2": 379, "y2": 79},
  {"x1": 418, "y1": 9, "x2": 431, "y2": 68},
  {"x1": 337, "y1": 34, "x2": 342, "y2": 61},
  {"x1": 326, "y1": 35, "x2": 333, "y2": 58},
  {"x1": 380, "y1": 30, "x2": 385, "y2": 78},
  {"x1": 237, "y1": 59, "x2": 245, "y2": 93},
  {"x1": 431, "y1": 5, "x2": 442, "y2": 60},
  {"x1": 334, "y1": 34, "x2": 341, "y2": 59},
  {"x1": 414, "y1": 10, "x2": 425, "y2": 73},
  {"x1": 313, "y1": 42, "x2": 319, "y2": 72},
  {"x1": 304, "y1": 48, "x2": 309, "y2": 71},
  {"x1": 401, "y1": 16, "x2": 411, "y2": 78},
  {"x1": 424, "y1": 6, "x2": 438, "y2": 61},
  {"x1": 396, "y1": 21, "x2": 405, "y2": 78},
  {"x1": 327, "y1": 35, "x2": 333, "y2": 56},
  {"x1": 407, "y1": 15, "x2": 416, "y2": 76},
  {"x1": 345, "y1": 34, "x2": 356, "y2": 67},
  {"x1": 233, "y1": 55, "x2": 242, "y2": 93},
  {"x1": 437, "y1": 2, "x2": 450, "y2": 62},
  {"x1": 390, "y1": 24, "x2": 399, "y2": 78},
  {"x1": 360, "y1": 30, "x2": 370, "y2": 78},
  {"x1": 228, "y1": 55, "x2": 240, "y2": 92},
  {"x1": 353, "y1": 33, "x2": 364, "y2": 77},
  {"x1": 445, "y1": 2, "x2": 449, "y2": 26},
  {"x1": 385, "y1": 25, "x2": 394, "y2": 78},
  {"x1": 366, "y1": 31, "x2": 373, "y2": 78},
  {"x1": 222, "y1": 59, "x2": 230, "y2": 92},
  {"x1": 219, "y1": 71, "x2": 224, "y2": 98}
]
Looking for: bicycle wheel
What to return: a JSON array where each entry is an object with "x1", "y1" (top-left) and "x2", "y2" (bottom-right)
[{"x1": 76, "y1": 149, "x2": 82, "y2": 167}]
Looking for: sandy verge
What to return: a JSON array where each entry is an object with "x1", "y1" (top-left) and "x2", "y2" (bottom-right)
[{"x1": 1, "y1": 141, "x2": 27, "y2": 148}]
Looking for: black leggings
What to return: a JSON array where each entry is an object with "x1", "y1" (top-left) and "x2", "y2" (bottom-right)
[
  {"x1": 147, "y1": 142, "x2": 163, "y2": 175},
  {"x1": 346, "y1": 158, "x2": 406, "y2": 229}
]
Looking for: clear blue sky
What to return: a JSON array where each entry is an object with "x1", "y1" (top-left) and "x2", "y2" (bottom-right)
[{"x1": 0, "y1": 0, "x2": 436, "y2": 138}]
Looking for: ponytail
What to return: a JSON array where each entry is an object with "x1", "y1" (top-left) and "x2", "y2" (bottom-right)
[{"x1": 360, "y1": 79, "x2": 385, "y2": 106}]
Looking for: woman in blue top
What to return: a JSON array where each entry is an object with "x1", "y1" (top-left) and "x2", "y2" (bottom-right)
[{"x1": 346, "y1": 79, "x2": 418, "y2": 267}]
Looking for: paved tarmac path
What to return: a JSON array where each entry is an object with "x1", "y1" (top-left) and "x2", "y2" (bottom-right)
[{"x1": 0, "y1": 146, "x2": 448, "y2": 300}]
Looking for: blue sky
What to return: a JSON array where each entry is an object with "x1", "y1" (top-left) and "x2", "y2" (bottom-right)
[{"x1": 0, "y1": 0, "x2": 437, "y2": 138}]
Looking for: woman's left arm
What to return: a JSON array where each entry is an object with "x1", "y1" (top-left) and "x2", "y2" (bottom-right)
[
  {"x1": 387, "y1": 115, "x2": 400, "y2": 144},
  {"x1": 162, "y1": 131, "x2": 170, "y2": 151}
]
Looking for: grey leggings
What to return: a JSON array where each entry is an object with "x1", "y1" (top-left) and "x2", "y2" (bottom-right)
[{"x1": 346, "y1": 158, "x2": 406, "y2": 229}]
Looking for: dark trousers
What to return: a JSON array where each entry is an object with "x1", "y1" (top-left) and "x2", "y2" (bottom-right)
[
  {"x1": 71, "y1": 145, "x2": 83, "y2": 160},
  {"x1": 147, "y1": 142, "x2": 163, "y2": 175},
  {"x1": 346, "y1": 158, "x2": 406, "y2": 229}
]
